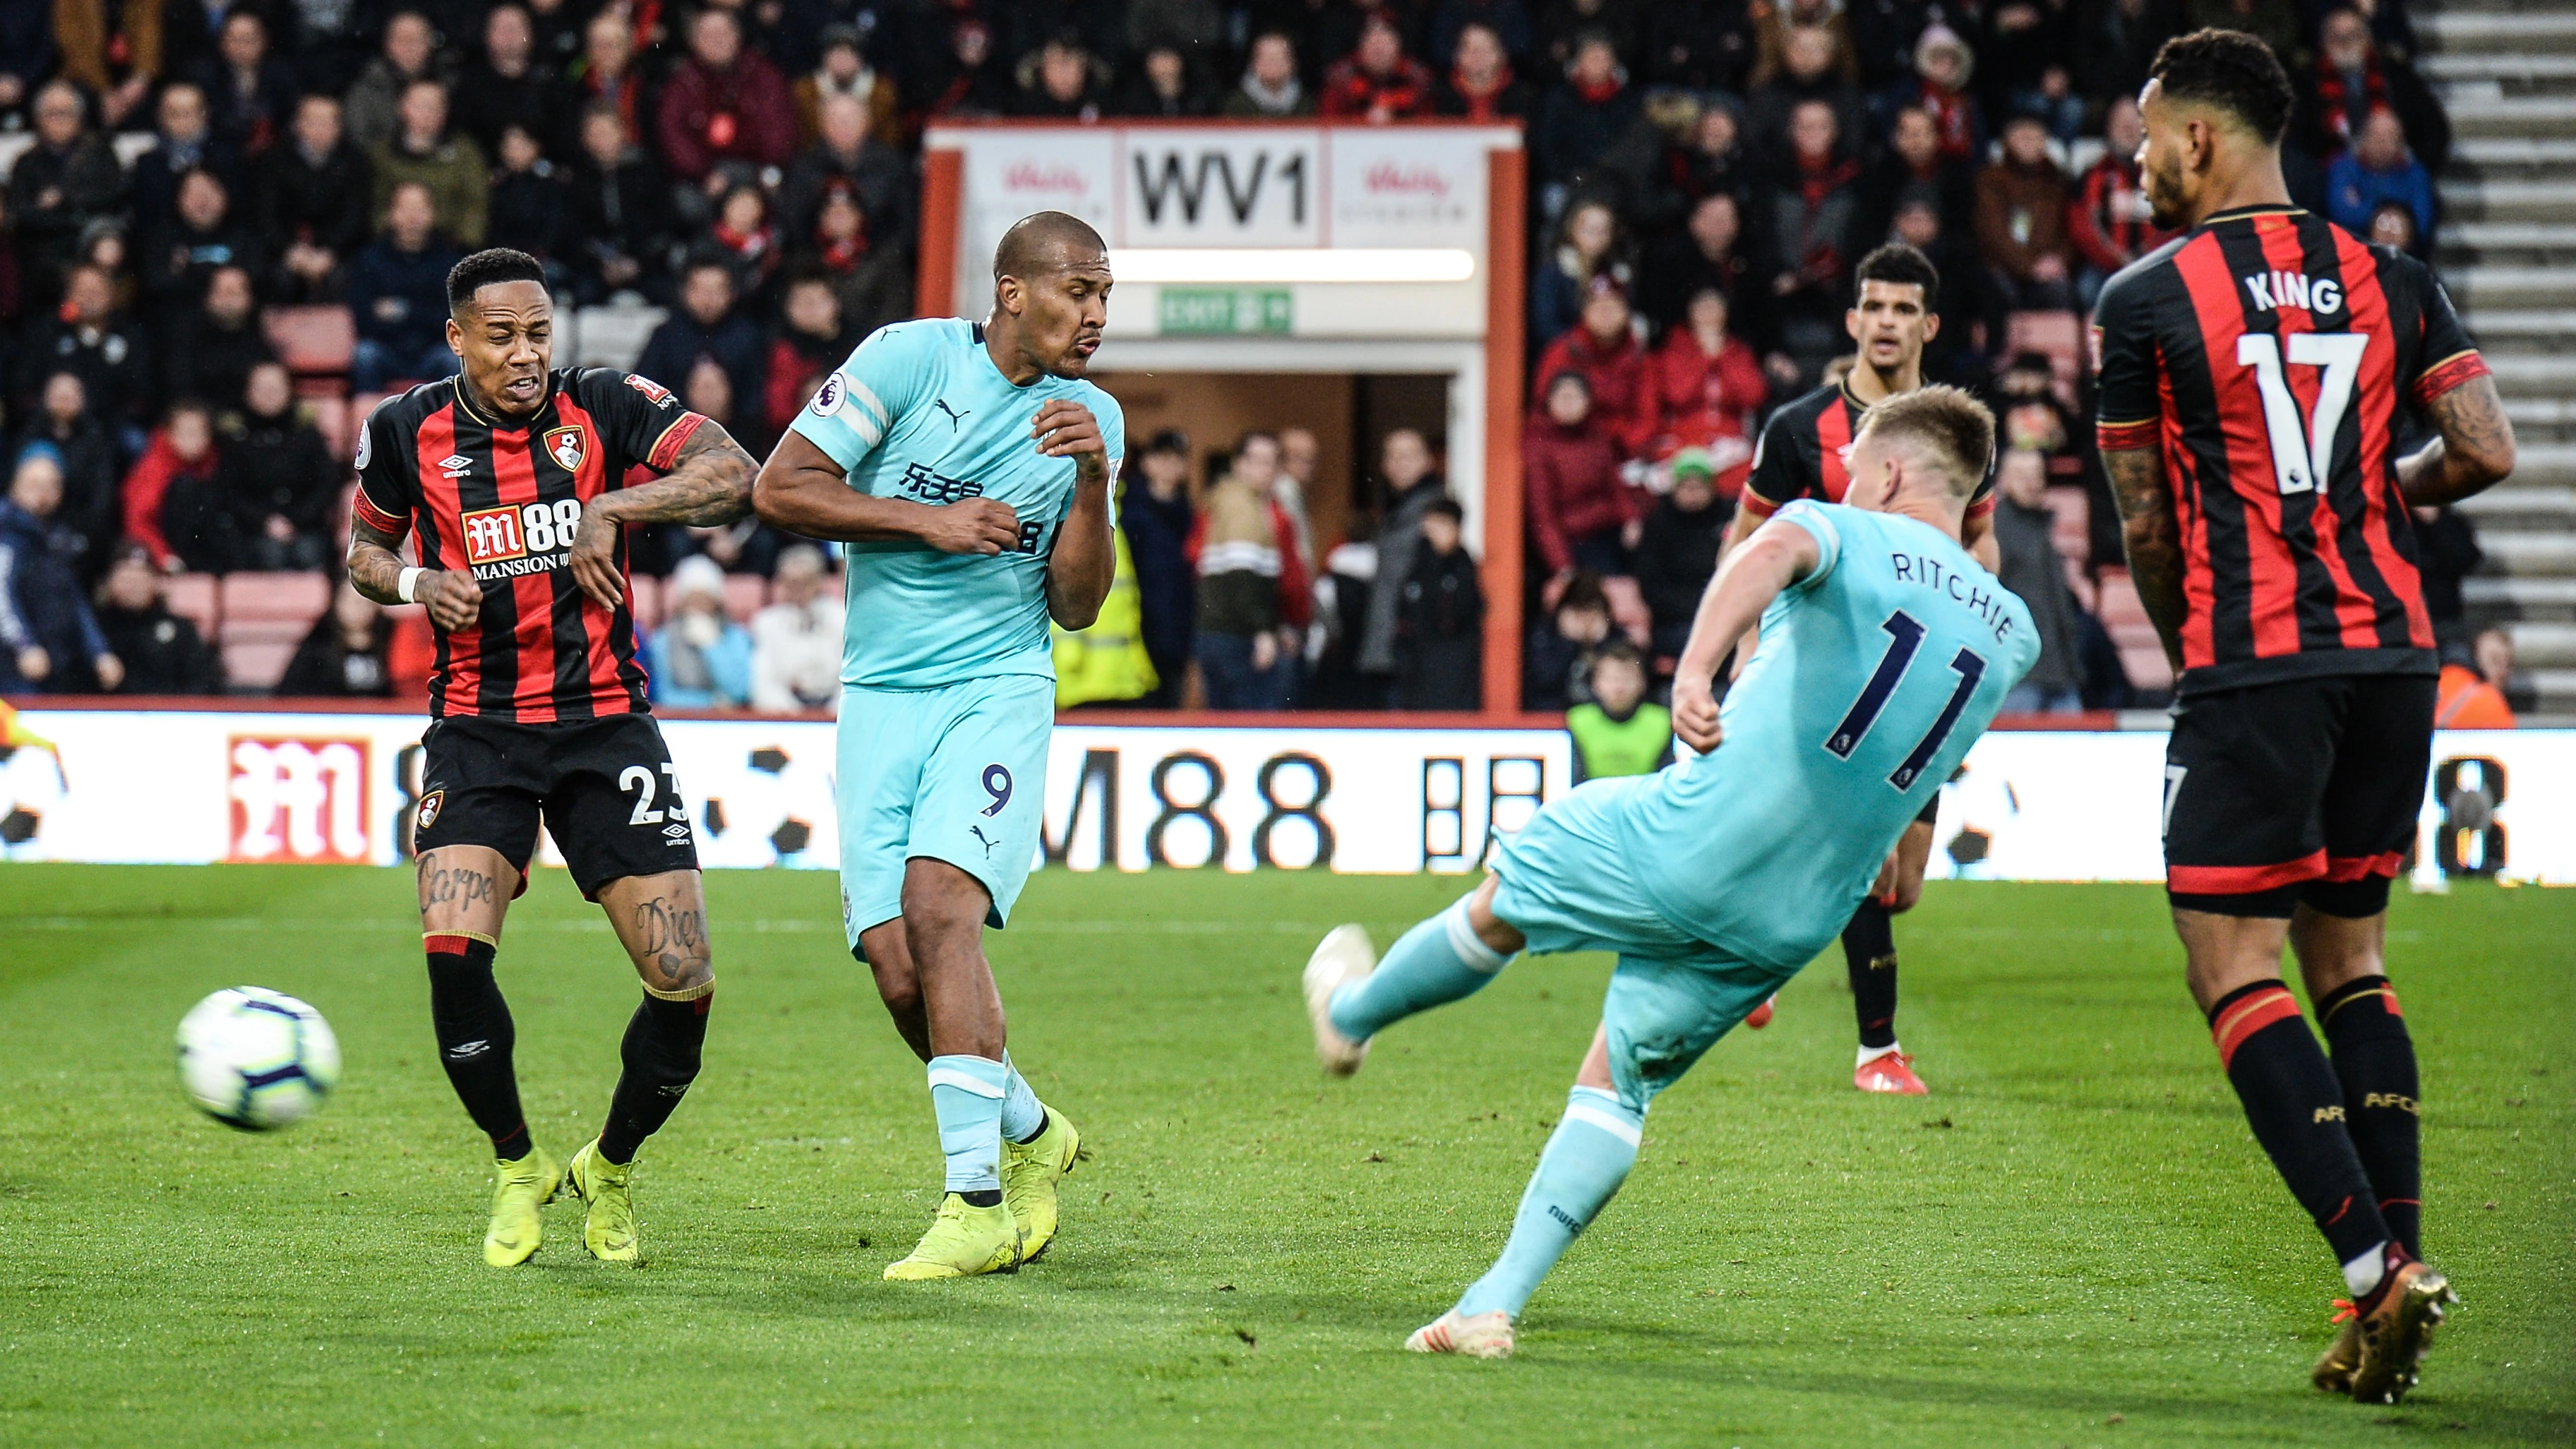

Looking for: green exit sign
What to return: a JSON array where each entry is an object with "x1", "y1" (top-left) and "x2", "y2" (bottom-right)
[{"x1": 1158, "y1": 288, "x2": 1293, "y2": 335}]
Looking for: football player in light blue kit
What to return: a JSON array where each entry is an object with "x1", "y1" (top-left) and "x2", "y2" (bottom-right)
[
  {"x1": 1302, "y1": 386, "x2": 2037, "y2": 1357},
  {"x1": 753, "y1": 212, "x2": 1124, "y2": 1279}
]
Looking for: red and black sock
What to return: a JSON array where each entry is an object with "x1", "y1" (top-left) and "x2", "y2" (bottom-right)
[
  {"x1": 2318, "y1": 975, "x2": 2421, "y2": 1260},
  {"x1": 2207, "y1": 981, "x2": 2389, "y2": 1268},
  {"x1": 426, "y1": 935, "x2": 529, "y2": 1161},
  {"x1": 599, "y1": 990, "x2": 713, "y2": 1165},
  {"x1": 1842, "y1": 899, "x2": 1899, "y2": 1051}
]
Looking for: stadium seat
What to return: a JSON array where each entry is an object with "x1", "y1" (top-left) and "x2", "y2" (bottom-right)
[
  {"x1": 628, "y1": 573, "x2": 663, "y2": 634},
  {"x1": 164, "y1": 573, "x2": 220, "y2": 642},
  {"x1": 723, "y1": 573, "x2": 768, "y2": 624},
  {"x1": 218, "y1": 572, "x2": 333, "y2": 692},
  {"x1": 572, "y1": 304, "x2": 666, "y2": 372},
  {"x1": 265, "y1": 306, "x2": 357, "y2": 378},
  {"x1": 2003, "y1": 311, "x2": 2084, "y2": 407}
]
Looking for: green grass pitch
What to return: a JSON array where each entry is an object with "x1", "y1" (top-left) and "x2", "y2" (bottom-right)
[{"x1": 1, "y1": 865, "x2": 2570, "y2": 1447}]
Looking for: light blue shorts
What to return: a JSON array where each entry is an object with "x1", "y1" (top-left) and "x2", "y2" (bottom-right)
[
  {"x1": 1491, "y1": 776, "x2": 1801, "y2": 1112},
  {"x1": 835, "y1": 672, "x2": 1054, "y2": 956}
]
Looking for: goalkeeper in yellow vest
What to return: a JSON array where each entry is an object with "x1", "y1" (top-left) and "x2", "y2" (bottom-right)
[{"x1": 1565, "y1": 644, "x2": 1671, "y2": 783}]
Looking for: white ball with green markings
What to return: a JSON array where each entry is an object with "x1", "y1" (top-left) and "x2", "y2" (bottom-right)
[{"x1": 175, "y1": 988, "x2": 341, "y2": 1130}]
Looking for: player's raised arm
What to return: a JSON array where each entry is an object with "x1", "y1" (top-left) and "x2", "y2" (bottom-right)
[
  {"x1": 570, "y1": 419, "x2": 760, "y2": 609},
  {"x1": 1036, "y1": 398, "x2": 1118, "y2": 630},
  {"x1": 2399, "y1": 371, "x2": 2516, "y2": 507},
  {"x1": 1670, "y1": 515, "x2": 1823, "y2": 751}
]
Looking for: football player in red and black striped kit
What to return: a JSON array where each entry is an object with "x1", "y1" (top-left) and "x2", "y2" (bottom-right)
[
  {"x1": 346, "y1": 248, "x2": 761, "y2": 1269},
  {"x1": 2094, "y1": 31, "x2": 2515, "y2": 1403},
  {"x1": 1723, "y1": 243, "x2": 2000, "y2": 1096}
]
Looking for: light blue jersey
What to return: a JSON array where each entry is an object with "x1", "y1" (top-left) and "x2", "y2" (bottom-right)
[
  {"x1": 1615, "y1": 500, "x2": 2039, "y2": 967},
  {"x1": 788, "y1": 318, "x2": 1127, "y2": 690}
]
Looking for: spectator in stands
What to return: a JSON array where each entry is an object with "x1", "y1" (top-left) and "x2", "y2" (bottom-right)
[
  {"x1": 2068, "y1": 95, "x2": 2169, "y2": 311},
  {"x1": 1886, "y1": 192, "x2": 1984, "y2": 386},
  {"x1": 2477, "y1": 625, "x2": 2536, "y2": 717},
  {"x1": 647, "y1": 556, "x2": 755, "y2": 708},
  {"x1": 1539, "y1": 0, "x2": 1642, "y2": 70},
  {"x1": 8, "y1": 82, "x2": 128, "y2": 285},
  {"x1": 917, "y1": 8, "x2": 1012, "y2": 119},
  {"x1": 216, "y1": 362, "x2": 337, "y2": 572},
  {"x1": 1522, "y1": 568, "x2": 1612, "y2": 710},
  {"x1": 1118, "y1": 44, "x2": 1217, "y2": 116},
  {"x1": 749, "y1": 542, "x2": 841, "y2": 714},
  {"x1": 18, "y1": 264, "x2": 150, "y2": 428},
  {"x1": 1754, "y1": 97, "x2": 1867, "y2": 385},
  {"x1": 131, "y1": 83, "x2": 239, "y2": 254},
  {"x1": 348, "y1": 182, "x2": 462, "y2": 389},
  {"x1": 658, "y1": 6, "x2": 801, "y2": 200},
  {"x1": 280, "y1": 575, "x2": 396, "y2": 697},
  {"x1": 1432, "y1": 22, "x2": 1530, "y2": 120},
  {"x1": 1567, "y1": 642, "x2": 1670, "y2": 780},
  {"x1": 371, "y1": 79, "x2": 489, "y2": 248},
  {"x1": 1658, "y1": 98, "x2": 1747, "y2": 222},
  {"x1": 1122, "y1": 430, "x2": 1197, "y2": 707},
  {"x1": 1223, "y1": 31, "x2": 1314, "y2": 116},
  {"x1": 2075, "y1": 0, "x2": 2180, "y2": 111},
  {"x1": 1530, "y1": 200, "x2": 1629, "y2": 352},
  {"x1": 701, "y1": 184, "x2": 784, "y2": 308},
  {"x1": 15, "y1": 373, "x2": 121, "y2": 582},
  {"x1": 637, "y1": 260, "x2": 768, "y2": 421},
  {"x1": 1526, "y1": 370, "x2": 1638, "y2": 582},
  {"x1": 799, "y1": 183, "x2": 913, "y2": 339},
  {"x1": 1392, "y1": 497, "x2": 1483, "y2": 709},
  {"x1": 0, "y1": 447, "x2": 120, "y2": 694},
  {"x1": 2413, "y1": 503, "x2": 2481, "y2": 647},
  {"x1": 256, "y1": 93, "x2": 371, "y2": 301},
  {"x1": 1880, "y1": 24, "x2": 1982, "y2": 166},
  {"x1": 1531, "y1": 32, "x2": 1642, "y2": 193},
  {"x1": 2436, "y1": 628, "x2": 2517, "y2": 729},
  {"x1": 1275, "y1": 426, "x2": 1323, "y2": 576},
  {"x1": 780, "y1": 91, "x2": 912, "y2": 251},
  {"x1": 1645, "y1": 287, "x2": 1765, "y2": 471},
  {"x1": 567, "y1": 7, "x2": 649, "y2": 155},
  {"x1": 0, "y1": 0, "x2": 57, "y2": 131},
  {"x1": 1991, "y1": 447, "x2": 2085, "y2": 713},
  {"x1": 1974, "y1": 107, "x2": 2076, "y2": 313},
  {"x1": 1356, "y1": 427, "x2": 1447, "y2": 692},
  {"x1": 1639, "y1": 191, "x2": 1752, "y2": 335},
  {"x1": 453, "y1": 5, "x2": 563, "y2": 155},
  {"x1": 2301, "y1": 5, "x2": 2449, "y2": 172},
  {"x1": 795, "y1": 24, "x2": 903, "y2": 148},
  {"x1": 2327, "y1": 110, "x2": 2435, "y2": 248},
  {"x1": 487, "y1": 124, "x2": 576, "y2": 274},
  {"x1": 1995, "y1": 348, "x2": 2082, "y2": 479},
  {"x1": 121, "y1": 400, "x2": 220, "y2": 570},
  {"x1": 1631, "y1": 449, "x2": 1729, "y2": 659},
  {"x1": 2366, "y1": 199, "x2": 2420, "y2": 256},
  {"x1": 164, "y1": 265, "x2": 277, "y2": 419},
  {"x1": 1979, "y1": 1, "x2": 2079, "y2": 144},
  {"x1": 141, "y1": 169, "x2": 261, "y2": 308},
  {"x1": 345, "y1": 11, "x2": 443, "y2": 152},
  {"x1": 194, "y1": 11, "x2": 296, "y2": 155},
  {"x1": 1320, "y1": 13, "x2": 1433, "y2": 121},
  {"x1": 1537, "y1": 275, "x2": 1652, "y2": 455},
  {"x1": 765, "y1": 272, "x2": 852, "y2": 436},
  {"x1": 92, "y1": 543, "x2": 222, "y2": 694},
  {"x1": 1746, "y1": 25, "x2": 1868, "y2": 162},
  {"x1": 1864, "y1": 104, "x2": 1975, "y2": 249},
  {"x1": 1014, "y1": 32, "x2": 1112, "y2": 120},
  {"x1": 568, "y1": 104, "x2": 677, "y2": 304},
  {"x1": 1192, "y1": 431, "x2": 1310, "y2": 710}
]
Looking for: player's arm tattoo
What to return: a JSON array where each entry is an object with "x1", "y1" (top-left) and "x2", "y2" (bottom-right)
[
  {"x1": 347, "y1": 515, "x2": 410, "y2": 606},
  {"x1": 2102, "y1": 446, "x2": 2188, "y2": 671},
  {"x1": 590, "y1": 420, "x2": 758, "y2": 528},
  {"x1": 2399, "y1": 373, "x2": 2517, "y2": 507}
]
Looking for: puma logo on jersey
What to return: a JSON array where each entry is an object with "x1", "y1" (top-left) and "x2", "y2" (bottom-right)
[
  {"x1": 969, "y1": 824, "x2": 998, "y2": 857},
  {"x1": 2243, "y1": 271, "x2": 2344, "y2": 316},
  {"x1": 933, "y1": 399, "x2": 970, "y2": 430}
]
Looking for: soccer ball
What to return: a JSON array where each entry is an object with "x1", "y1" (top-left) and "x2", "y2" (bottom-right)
[{"x1": 175, "y1": 987, "x2": 342, "y2": 1130}]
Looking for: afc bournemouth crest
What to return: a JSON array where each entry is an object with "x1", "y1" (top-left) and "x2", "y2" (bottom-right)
[
  {"x1": 415, "y1": 788, "x2": 445, "y2": 834},
  {"x1": 544, "y1": 426, "x2": 587, "y2": 473}
]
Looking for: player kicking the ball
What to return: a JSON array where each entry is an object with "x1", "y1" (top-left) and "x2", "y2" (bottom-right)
[
  {"x1": 753, "y1": 212, "x2": 1120, "y2": 1279},
  {"x1": 1304, "y1": 387, "x2": 2036, "y2": 1357},
  {"x1": 346, "y1": 248, "x2": 760, "y2": 1266}
]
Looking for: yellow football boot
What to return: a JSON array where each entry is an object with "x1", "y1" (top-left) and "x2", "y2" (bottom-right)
[
  {"x1": 1002, "y1": 1108, "x2": 1089, "y2": 1264},
  {"x1": 563, "y1": 1138, "x2": 641, "y2": 1263},
  {"x1": 483, "y1": 1146, "x2": 562, "y2": 1268},
  {"x1": 883, "y1": 1194, "x2": 1022, "y2": 1280}
]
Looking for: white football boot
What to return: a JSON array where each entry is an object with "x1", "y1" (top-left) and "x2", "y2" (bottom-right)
[{"x1": 1303, "y1": 924, "x2": 1374, "y2": 1077}]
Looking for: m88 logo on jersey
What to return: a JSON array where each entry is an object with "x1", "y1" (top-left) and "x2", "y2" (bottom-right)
[{"x1": 462, "y1": 500, "x2": 586, "y2": 564}]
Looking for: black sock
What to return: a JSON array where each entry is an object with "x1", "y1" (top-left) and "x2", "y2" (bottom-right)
[
  {"x1": 960, "y1": 1189, "x2": 1002, "y2": 1208},
  {"x1": 426, "y1": 936, "x2": 528, "y2": 1159},
  {"x1": 2207, "y1": 982, "x2": 2390, "y2": 1268},
  {"x1": 1842, "y1": 899, "x2": 1898, "y2": 1050},
  {"x1": 599, "y1": 990, "x2": 712, "y2": 1165},
  {"x1": 2318, "y1": 975, "x2": 2421, "y2": 1260}
]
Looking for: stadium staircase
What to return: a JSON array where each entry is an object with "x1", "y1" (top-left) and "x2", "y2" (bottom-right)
[{"x1": 2424, "y1": 0, "x2": 2576, "y2": 722}]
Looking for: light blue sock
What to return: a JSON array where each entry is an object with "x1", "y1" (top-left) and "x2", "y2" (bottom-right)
[
  {"x1": 998, "y1": 1051, "x2": 1044, "y2": 1143},
  {"x1": 1453, "y1": 1086, "x2": 1641, "y2": 1319},
  {"x1": 926, "y1": 1054, "x2": 1007, "y2": 1194},
  {"x1": 1327, "y1": 898, "x2": 1511, "y2": 1042}
]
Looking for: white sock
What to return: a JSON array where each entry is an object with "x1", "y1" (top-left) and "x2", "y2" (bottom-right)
[
  {"x1": 1857, "y1": 1041, "x2": 1903, "y2": 1069},
  {"x1": 2342, "y1": 1242, "x2": 2390, "y2": 1298}
]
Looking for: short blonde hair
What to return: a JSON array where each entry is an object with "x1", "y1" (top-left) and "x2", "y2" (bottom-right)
[{"x1": 1854, "y1": 385, "x2": 1996, "y2": 500}]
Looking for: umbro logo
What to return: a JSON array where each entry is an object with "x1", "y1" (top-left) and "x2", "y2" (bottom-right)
[
  {"x1": 438, "y1": 454, "x2": 473, "y2": 479},
  {"x1": 933, "y1": 399, "x2": 970, "y2": 431}
]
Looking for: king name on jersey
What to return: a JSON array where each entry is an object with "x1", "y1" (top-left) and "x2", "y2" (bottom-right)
[
  {"x1": 461, "y1": 498, "x2": 587, "y2": 580},
  {"x1": 2242, "y1": 269, "x2": 2345, "y2": 315}
]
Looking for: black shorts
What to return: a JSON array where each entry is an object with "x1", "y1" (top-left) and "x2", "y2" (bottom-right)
[
  {"x1": 2162, "y1": 673, "x2": 2435, "y2": 918},
  {"x1": 412, "y1": 713, "x2": 700, "y2": 898}
]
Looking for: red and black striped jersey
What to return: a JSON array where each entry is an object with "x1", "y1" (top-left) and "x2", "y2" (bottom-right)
[
  {"x1": 1742, "y1": 380, "x2": 1999, "y2": 524},
  {"x1": 352, "y1": 366, "x2": 708, "y2": 722},
  {"x1": 2092, "y1": 205, "x2": 2486, "y2": 692}
]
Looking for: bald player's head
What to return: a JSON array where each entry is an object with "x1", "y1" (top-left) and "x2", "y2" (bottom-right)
[
  {"x1": 995, "y1": 211, "x2": 1108, "y2": 284},
  {"x1": 988, "y1": 210, "x2": 1113, "y2": 380}
]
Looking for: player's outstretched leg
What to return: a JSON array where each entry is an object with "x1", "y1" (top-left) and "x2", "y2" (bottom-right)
[
  {"x1": 564, "y1": 870, "x2": 717, "y2": 1264},
  {"x1": 417, "y1": 846, "x2": 560, "y2": 1268},
  {"x1": 880, "y1": 860, "x2": 1023, "y2": 1280},
  {"x1": 1307, "y1": 883, "x2": 1518, "y2": 1076}
]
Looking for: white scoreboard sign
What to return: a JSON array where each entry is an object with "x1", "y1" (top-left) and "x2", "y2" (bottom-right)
[{"x1": 1, "y1": 710, "x2": 2569, "y2": 891}]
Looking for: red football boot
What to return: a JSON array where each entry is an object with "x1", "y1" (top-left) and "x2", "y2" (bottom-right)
[
  {"x1": 1744, "y1": 994, "x2": 1776, "y2": 1030},
  {"x1": 1855, "y1": 1047, "x2": 1927, "y2": 1095}
]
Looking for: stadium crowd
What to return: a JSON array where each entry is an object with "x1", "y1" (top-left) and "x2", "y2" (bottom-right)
[{"x1": 0, "y1": 0, "x2": 2521, "y2": 721}]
